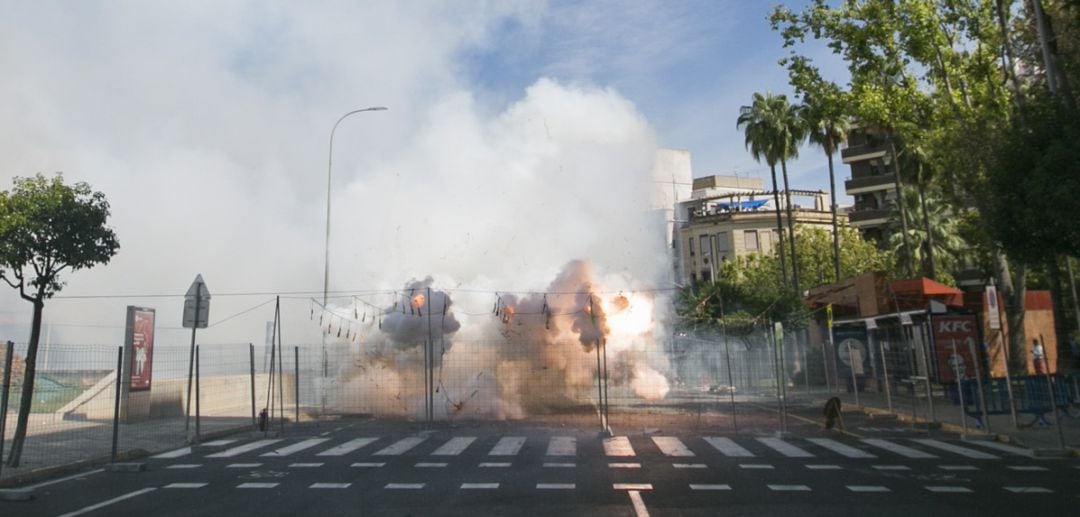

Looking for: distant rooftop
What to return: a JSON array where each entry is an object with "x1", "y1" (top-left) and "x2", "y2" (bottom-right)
[{"x1": 692, "y1": 175, "x2": 763, "y2": 191}]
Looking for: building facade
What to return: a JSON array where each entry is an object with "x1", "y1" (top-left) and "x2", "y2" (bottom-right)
[
  {"x1": 841, "y1": 126, "x2": 898, "y2": 242},
  {"x1": 675, "y1": 175, "x2": 843, "y2": 285}
]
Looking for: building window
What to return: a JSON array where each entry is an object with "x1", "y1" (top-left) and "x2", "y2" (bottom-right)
[
  {"x1": 716, "y1": 232, "x2": 729, "y2": 252},
  {"x1": 688, "y1": 237, "x2": 694, "y2": 256},
  {"x1": 744, "y1": 230, "x2": 759, "y2": 250},
  {"x1": 760, "y1": 230, "x2": 771, "y2": 251},
  {"x1": 699, "y1": 235, "x2": 711, "y2": 256}
]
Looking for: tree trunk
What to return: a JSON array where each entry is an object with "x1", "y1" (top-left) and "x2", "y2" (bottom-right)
[
  {"x1": 994, "y1": 250, "x2": 1028, "y2": 373},
  {"x1": 826, "y1": 149, "x2": 841, "y2": 283},
  {"x1": 1047, "y1": 256, "x2": 1066, "y2": 360},
  {"x1": 6, "y1": 298, "x2": 43, "y2": 467},
  {"x1": 769, "y1": 164, "x2": 789, "y2": 289},
  {"x1": 780, "y1": 158, "x2": 800, "y2": 294},
  {"x1": 917, "y1": 170, "x2": 937, "y2": 280},
  {"x1": 889, "y1": 138, "x2": 915, "y2": 278},
  {"x1": 1067, "y1": 256, "x2": 1080, "y2": 342},
  {"x1": 1031, "y1": 0, "x2": 1076, "y2": 110}
]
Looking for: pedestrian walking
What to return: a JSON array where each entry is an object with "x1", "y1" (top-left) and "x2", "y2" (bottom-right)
[{"x1": 1032, "y1": 338, "x2": 1046, "y2": 374}]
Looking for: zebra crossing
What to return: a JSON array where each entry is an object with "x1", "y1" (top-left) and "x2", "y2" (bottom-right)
[{"x1": 152, "y1": 433, "x2": 1047, "y2": 464}]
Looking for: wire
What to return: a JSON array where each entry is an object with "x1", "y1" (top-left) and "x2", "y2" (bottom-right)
[{"x1": 208, "y1": 298, "x2": 278, "y2": 328}]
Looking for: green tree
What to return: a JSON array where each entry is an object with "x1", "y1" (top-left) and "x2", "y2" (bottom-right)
[
  {"x1": 800, "y1": 92, "x2": 850, "y2": 283},
  {"x1": 796, "y1": 225, "x2": 891, "y2": 290},
  {"x1": 0, "y1": 174, "x2": 119, "y2": 467},
  {"x1": 886, "y1": 187, "x2": 965, "y2": 284},
  {"x1": 736, "y1": 92, "x2": 805, "y2": 293}
]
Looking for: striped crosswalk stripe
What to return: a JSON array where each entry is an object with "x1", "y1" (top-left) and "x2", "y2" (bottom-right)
[
  {"x1": 152, "y1": 447, "x2": 192, "y2": 459},
  {"x1": 652, "y1": 437, "x2": 694, "y2": 457},
  {"x1": 603, "y1": 436, "x2": 636, "y2": 457},
  {"x1": 912, "y1": 439, "x2": 999, "y2": 459},
  {"x1": 207, "y1": 440, "x2": 282, "y2": 458},
  {"x1": 374, "y1": 437, "x2": 427, "y2": 456},
  {"x1": 546, "y1": 436, "x2": 576, "y2": 456},
  {"x1": 489, "y1": 437, "x2": 526, "y2": 456},
  {"x1": 807, "y1": 438, "x2": 875, "y2": 458},
  {"x1": 967, "y1": 441, "x2": 1034, "y2": 457},
  {"x1": 861, "y1": 438, "x2": 937, "y2": 459},
  {"x1": 262, "y1": 438, "x2": 331, "y2": 457},
  {"x1": 317, "y1": 437, "x2": 378, "y2": 456},
  {"x1": 704, "y1": 437, "x2": 755, "y2": 457},
  {"x1": 757, "y1": 438, "x2": 814, "y2": 458},
  {"x1": 432, "y1": 437, "x2": 476, "y2": 456}
]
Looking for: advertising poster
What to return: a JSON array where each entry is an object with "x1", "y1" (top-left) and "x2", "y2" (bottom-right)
[
  {"x1": 126, "y1": 306, "x2": 156, "y2": 391},
  {"x1": 833, "y1": 325, "x2": 869, "y2": 376},
  {"x1": 930, "y1": 313, "x2": 979, "y2": 383}
]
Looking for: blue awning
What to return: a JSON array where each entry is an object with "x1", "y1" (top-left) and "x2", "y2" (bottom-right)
[{"x1": 718, "y1": 199, "x2": 769, "y2": 210}]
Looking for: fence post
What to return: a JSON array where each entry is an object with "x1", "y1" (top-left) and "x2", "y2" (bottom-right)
[
  {"x1": 951, "y1": 340, "x2": 968, "y2": 437},
  {"x1": 0, "y1": 341, "x2": 15, "y2": 477},
  {"x1": 250, "y1": 343, "x2": 257, "y2": 430},
  {"x1": 967, "y1": 339, "x2": 990, "y2": 432},
  {"x1": 111, "y1": 346, "x2": 123, "y2": 463},
  {"x1": 847, "y1": 342, "x2": 860, "y2": 407},
  {"x1": 918, "y1": 329, "x2": 935, "y2": 422},
  {"x1": 294, "y1": 346, "x2": 300, "y2": 425},
  {"x1": 194, "y1": 345, "x2": 201, "y2": 445},
  {"x1": 874, "y1": 338, "x2": 890, "y2": 414},
  {"x1": 1044, "y1": 370, "x2": 1066, "y2": 450}
]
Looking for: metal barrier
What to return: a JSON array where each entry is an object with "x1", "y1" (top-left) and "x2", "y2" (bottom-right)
[{"x1": 954, "y1": 375, "x2": 1073, "y2": 428}]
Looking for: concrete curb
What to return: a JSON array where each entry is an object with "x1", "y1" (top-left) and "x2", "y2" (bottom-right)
[{"x1": 0, "y1": 488, "x2": 34, "y2": 502}]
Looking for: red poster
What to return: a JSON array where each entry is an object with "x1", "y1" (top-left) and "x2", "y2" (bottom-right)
[
  {"x1": 931, "y1": 314, "x2": 978, "y2": 383},
  {"x1": 128, "y1": 308, "x2": 155, "y2": 391}
]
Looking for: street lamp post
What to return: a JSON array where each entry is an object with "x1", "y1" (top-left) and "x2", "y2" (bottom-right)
[{"x1": 323, "y1": 107, "x2": 388, "y2": 380}]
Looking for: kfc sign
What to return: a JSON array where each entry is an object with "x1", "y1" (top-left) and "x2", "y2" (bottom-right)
[{"x1": 931, "y1": 314, "x2": 979, "y2": 383}]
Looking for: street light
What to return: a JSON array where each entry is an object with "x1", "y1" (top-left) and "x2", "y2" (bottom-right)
[{"x1": 323, "y1": 107, "x2": 388, "y2": 378}]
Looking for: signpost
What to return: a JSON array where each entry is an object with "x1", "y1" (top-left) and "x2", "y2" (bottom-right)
[{"x1": 183, "y1": 275, "x2": 210, "y2": 435}]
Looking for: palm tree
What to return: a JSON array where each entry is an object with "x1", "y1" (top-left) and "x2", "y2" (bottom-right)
[
  {"x1": 770, "y1": 95, "x2": 806, "y2": 294},
  {"x1": 737, "y1": 92, "x2": 789, "y2": 289},
  {"x1": 886, "y1": 186, "x2": 964, "y2": 280},
  {"x1": 801, "y1": 96, "x2": 850, "y2": 284}
]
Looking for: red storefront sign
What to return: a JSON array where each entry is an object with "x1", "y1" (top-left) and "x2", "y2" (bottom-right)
[
  {"x1": 126, "y1": 307, "x2": 156, "y2": 391},
  {"x1": 931, "y1": 314, "x2": 979, "y2": 383}
]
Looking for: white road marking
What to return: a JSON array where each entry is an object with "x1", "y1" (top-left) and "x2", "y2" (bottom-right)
[
  {"x1": 537, "y1": 483, "x2": 575, "y2": 489},
  {"x1": 806, "y1": 464, "x2": 842, "y2": 470},
  {"x1": 262, "y1": 438, "x2": 331, "y2": 457},
  {"x1": 479, "y1": 462, "x2": 511, "y2": 468},
  {"x1": 808, "y1": 438, "x2": 875, "y2": 458},
  {"x1": 547, "y1": 436, "x2": 576, "y2": 456},
  {"x1": 847, "y1": 485, "x2": 890, "y2": 492},
  {"x1": 374, "y1": 437, "x2": 427, "y2": 456},
  {"x1": 385, "y1": 483, "x2": 424, "y2": 489},
  {"x1": 1004, "y1": 486, "x2": 1053, "y2": 493},
  {"x1": 872, "y1": 465, "x2": 911, "y2": 471},
  {"x1": 757, "y1": 438, "x2": 814, "y2": 458},
  {"x1": 226, "y1": 463, "x2": 262, "y2": 468},
  {"x1": 603, "y1": 436, "x2": 636, "y2": 457},
  {"x1": 628, "y1": 490, "x2": 650, "y2": 517},
  {"x1": 24, "y1": 469, "x2": 104, "y2": 490},
  {"x1": 939, "y1": 465, "x2": 977, "y2": 471},
  {"x1": 609, "y1": 463, "x2": 641, "y2": 468},
  {"x1": 967, "y1": 441, "x2": 1036, "y2": 457},
  {"x1": 238, "y1": 483, "x2": 279, "y2": 489},
  {"x1": 415, "y1": 462, "x2": 448, "y2": 468},
  {"x1": 925, "y1": 486, "x2": 973, "y2": 493},
  {"x1": 768, "y1": 485, "x2": 811, "y2": 491},
  {"x1": 704, "y1": 437, "x2": 755, "y2": 457},
  {"x1": 912, "y1": 439, "x2": 999, "y2": 459},
  {"x1": 207, "y1": 439, "x2": 282, "y2": 458},
  {"x1": 652, "y1": 437, "x2": 694, "y2": 457},
  {"x1": 317, "y1": 437, "x2": 378, "y2": 456},
  {"x1": 432, "y1": 437, "x2": 476, "y2": 456},
  {"x1": 166, "y1": 464, "x2": 202, "y2": 469},
  {"x1": 614, "y1": 484, "x2": 653, "y2": 490},
  {"x1": 862, "y1": 438, "x2": 937, "y2": 459},
  {"x1": 350, "y1": 462, "x2": 385, "y2": 468},
  {"x1": 1007, "y1": 465, "x2": 1048, "y2": 471},
  {"x1": 288, "y1": 463, "x2": 323, "y2": 468},
  {"x1": 690, "y1": 484, "x2": 731, "y2": 490},
  {"x1": 152, "y1": 447, "x2": 192, "y2": 459},
  {"x1": 164, "y1": 483, "x2": 207, "y2": 489},
  {"x1": 489, "y1": 436, "x2": 527, "y2": 456},
  {"x1": 673, "y1": 463, "x2": 707, "y2": 469},
  {"x1": 461, "y1": 483, "x2": 499, "y2": 489},
  {"x1": 544, "y1": 462, "x2": 576, "y2": 468},
  {"x1": 311, "y1": 483, "x2": 350, "y2": 489},
  {"x1": 739, "y1": 464, "x2": 774, "y2": 469},
  {"x1": 57, "y1": 488, "x2": 156, "y2": 517},
  {"x1": 202, "y1": 439, "x2": 236, "y2": 447}
]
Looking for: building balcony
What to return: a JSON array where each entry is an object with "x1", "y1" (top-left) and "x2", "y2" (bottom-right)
[
  {"x1": 841, "y1": 142, "x2": 889, "y2": 164},
  {"x1": 847, "y1": 207, "x2": 892, "y2": 228},
  {"x1": 844, "y1": 174, "x2": 895, "y2": 194}
]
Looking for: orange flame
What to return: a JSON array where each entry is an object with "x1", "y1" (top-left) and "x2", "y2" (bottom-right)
[{"x1": 411, "y1": 294, "x2": 426, "y2": 309}]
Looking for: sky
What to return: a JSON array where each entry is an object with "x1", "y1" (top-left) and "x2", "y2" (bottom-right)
[{"x1": 0, "y1": 0, "x2": 847, "y2": 348}]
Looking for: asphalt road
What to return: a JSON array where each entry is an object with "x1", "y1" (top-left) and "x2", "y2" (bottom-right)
[{"x1": 6, "y1": 416, "x2": 1079, "y2": 516}]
